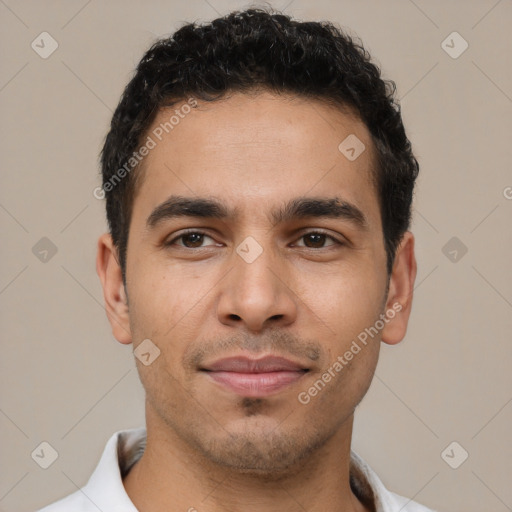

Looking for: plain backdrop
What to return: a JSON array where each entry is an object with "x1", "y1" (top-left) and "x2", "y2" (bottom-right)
[{"x1": 1, "y1": 1, "x2": 511, "y2": 511}]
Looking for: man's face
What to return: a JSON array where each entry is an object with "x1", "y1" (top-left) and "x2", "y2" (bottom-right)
[{"x1": 118, "y1": 91, "x2": 394, "y2": 472}]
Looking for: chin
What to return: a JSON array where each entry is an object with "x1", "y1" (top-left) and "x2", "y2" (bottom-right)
[{"x1": 190, "y1": 417, "x2": 333, "y2": 479}]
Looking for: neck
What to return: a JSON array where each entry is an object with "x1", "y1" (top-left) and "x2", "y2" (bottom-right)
[{"x1": 123, "y1": 407, "x2": 371, "y2": 512}]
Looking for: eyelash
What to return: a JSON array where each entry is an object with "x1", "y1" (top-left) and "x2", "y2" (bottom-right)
[{"x1": 165, "y1": 229, "x2": 344, "y2": 249}]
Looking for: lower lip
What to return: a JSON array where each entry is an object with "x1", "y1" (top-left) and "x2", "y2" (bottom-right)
[{"x1": 204, "y1": 370, "x2": 306, "y2": 397}]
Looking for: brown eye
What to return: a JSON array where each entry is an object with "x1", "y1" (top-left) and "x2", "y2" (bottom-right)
[
  {"x1": 180, "y1": 233, "x2": 205, "y2": 248},
  {"x1": 166, "y1": 231, "x2": 217, "y2": 249},
  {"x1": 305, "y1": 233, "x2": 326, "y2": 248},
  {"x1": 295, "y1": 232, "x2": 339, "y2": 248}
]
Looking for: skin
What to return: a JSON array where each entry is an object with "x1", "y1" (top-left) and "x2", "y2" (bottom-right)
[{"x1": 96, "y1": 91, "x2": 417, "y2": 512}]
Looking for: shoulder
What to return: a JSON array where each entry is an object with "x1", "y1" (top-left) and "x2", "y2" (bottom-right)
[{"x1": 34, "y1": 428, "x2": 146, "y2": 512}]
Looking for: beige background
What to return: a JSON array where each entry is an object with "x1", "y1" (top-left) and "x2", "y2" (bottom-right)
[{"x1": 1, "y1": 1, "x2": 511, "y2": 511}]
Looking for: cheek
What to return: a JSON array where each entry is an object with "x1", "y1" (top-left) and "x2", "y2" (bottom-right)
[
  {"x1": 127, "y1": 261, "x2": 207, "y2": 338},
  {"x1": 316, "y1": 343, "x2": 380, "y2": 416},
  {"x1": 126, "y1": 271, "x2": 195, "y2": 416},
  {"x1": 294, "y1": 264, "x2": 386, "y2": 342},
  {"x1": 126, "y1": 263, "x2": 217, "y2": 391}
]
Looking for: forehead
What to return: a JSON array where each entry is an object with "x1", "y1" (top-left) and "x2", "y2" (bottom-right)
[{"x1": 132, "y1": 91, "x2": 381, "y2": 231}]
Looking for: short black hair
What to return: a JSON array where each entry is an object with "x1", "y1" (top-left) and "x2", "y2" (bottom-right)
[{"x1": 100, "y1": 7, "x2": 419, "y2": 283}]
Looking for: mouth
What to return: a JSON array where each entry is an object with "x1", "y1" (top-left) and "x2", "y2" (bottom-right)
[{"x1": 199, "y1": 355, "x2": 310, "y2": 398}]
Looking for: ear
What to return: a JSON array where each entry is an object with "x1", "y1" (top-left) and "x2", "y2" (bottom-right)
[
  {"x1": 381, "y1": 231, "x2": 417, "y2": 345},
  {"x1": 96, "y1": 233, "x2": 132, "y2": 345}
]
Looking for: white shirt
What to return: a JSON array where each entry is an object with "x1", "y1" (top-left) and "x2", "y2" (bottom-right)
[{"x1": 36, "y1": 427, "x2": 436, "y2": 512}]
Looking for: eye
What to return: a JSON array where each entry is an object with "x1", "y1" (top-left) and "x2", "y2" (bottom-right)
[
  {"x1": 165, "y1": 230, "x2": 343, "y2": 250},
  {"x1": 166, "y1": 231, "x2": 218, "y2": 249},
  {"x1": 293, "y1": 231, "x2": 342, "y2": 249}
]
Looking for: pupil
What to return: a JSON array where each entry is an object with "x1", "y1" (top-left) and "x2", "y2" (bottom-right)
[
  {"x1": 184, "y1": 233, "x2": 203, "y2": 247},
  {"x1": 305, "y1": 234, "x2": 325, "y2": 248}
]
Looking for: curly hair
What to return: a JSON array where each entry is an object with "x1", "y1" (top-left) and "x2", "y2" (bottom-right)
[{"x1": 100, "y1": 7, "x2": 419, "y2": 283}]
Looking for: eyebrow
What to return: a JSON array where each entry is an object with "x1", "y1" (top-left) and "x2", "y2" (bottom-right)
[
  {"x1": 271, "y1": 196, "x2": 369, "y2": 230},
  {"x1": 146, "y1": 195, "x2": 369, "y2": 231}
]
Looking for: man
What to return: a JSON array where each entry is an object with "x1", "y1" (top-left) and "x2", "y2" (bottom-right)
[{"x1": 38, "y1": 7, "x2": 435, "y2": 512}]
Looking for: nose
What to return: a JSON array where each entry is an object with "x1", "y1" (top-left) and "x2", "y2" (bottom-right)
[{"x1": 216, "y1": 245, "x2": 298, "y2": 333}]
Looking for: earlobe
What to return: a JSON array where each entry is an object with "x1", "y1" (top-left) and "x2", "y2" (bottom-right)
[
  {"x1": 381, "y1": 231, "x2": 417, "y2": 346},
  {"x1": 96, "y1": 233, "x2": 133, "y2": 345}
]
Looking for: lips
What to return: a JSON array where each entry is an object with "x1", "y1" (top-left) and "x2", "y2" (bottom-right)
[
  {"x1": 200, "y1": 355, "x2": 309, "y2": 398},
  {"x1": 202, "y1": 355, "x2": 308, "y2": 373}
]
